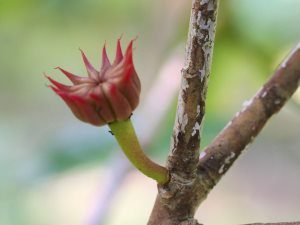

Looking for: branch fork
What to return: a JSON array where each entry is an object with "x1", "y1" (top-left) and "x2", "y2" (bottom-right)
[{"x1": 148, "y1": 0, "x2": 300, "y2": 224}]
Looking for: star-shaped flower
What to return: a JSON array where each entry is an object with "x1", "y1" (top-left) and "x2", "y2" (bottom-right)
[{"x1": 46, "y1": 39, "x2": 141, "y2": 126}]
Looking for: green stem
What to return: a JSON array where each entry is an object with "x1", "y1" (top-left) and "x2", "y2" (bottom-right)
[{"x1": 109, "y1": 119, "x2": 169, "y2": 184}]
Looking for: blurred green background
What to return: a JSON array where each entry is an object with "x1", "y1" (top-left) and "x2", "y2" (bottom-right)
[{"x1": 1, "y1": 0, "x2": 300, "y2": 224}]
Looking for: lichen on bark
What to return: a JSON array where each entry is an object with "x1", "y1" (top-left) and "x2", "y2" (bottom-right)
[
  {"x1": 147, "y1": 0, "x2": 300, "y2": 224},
  {"x1": 148, "y1": 0, "x2": 219, "y2": 224}
]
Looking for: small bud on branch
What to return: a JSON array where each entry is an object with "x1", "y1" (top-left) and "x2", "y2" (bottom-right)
[{"x1": 46, "y1": 38, "x2": 169, "y2": 184}]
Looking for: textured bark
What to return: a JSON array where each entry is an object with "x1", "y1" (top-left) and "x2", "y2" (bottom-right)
[
  {"x1": 149, "y1": 45, "x2": 300, "y2": 224},
  {"x1": 147, "y1": 0, "x2": 300, "y2": 224},
  {"x1": 243, "y1": 223, "x2": 300, "y2": 225},
  {"x1": 197, "y1": 44, "x2": 300, "y2": 198},
  {"x1": 148, "y1": 0, "x2": 219, "y2": 224}
]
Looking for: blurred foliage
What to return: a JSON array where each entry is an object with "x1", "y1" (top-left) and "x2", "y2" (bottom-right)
[{"x1": 1, "y1": 0, "x2": 300, "y2": 225}]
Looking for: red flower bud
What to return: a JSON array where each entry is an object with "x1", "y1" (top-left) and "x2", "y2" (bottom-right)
[{"x1": 47, "y1": 39, "x2": 141, "y2": 126}]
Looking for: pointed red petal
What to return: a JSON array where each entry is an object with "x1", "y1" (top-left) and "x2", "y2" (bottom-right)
[
  {"x1": 63, "y1": 94, "x2": 88, "y2": 123},
  {"x1": 90, "y1": 86, "x2": 116, "y2": 123},
  {"x1": 121, "y1": 40, "x2": 136, "y2": 80},
  {"x1": 102, "y1": 83, "x2": 132, "y2": 121},
  {"x1": 68, "y1": 95, "x2": 86, "y2": 104},
  {"x1": 48, "y1": 85, "x2": 70, "y2": 98},
  {"x1": 48, "y1": 85, "x2": 75, "y2": 107},
  {"x1": 100, "y1": 44, "x2": 111, "y2": 72},
  {"x1": 55, "y1": 67, "x2": 83, "y2": 85},
  {"x1": 89, "y1": 93, "x2": 101, "y2": 101},
  {"x1": 48, "y1": 85, "x2": 60, "y2": 93},
  {"x1": 69, "y1": 94, "x2": 104, "y2": 126},
  {"x1": 56, "y1": 91, "x2": 70, "y2": 101},
  {"x1": 79, "y1": 49, "x2": 99, "y2": 79},
  {"x1": 114, "y1": 38, "x2": 123, "y2": 64},
  {"x1": 123, "y1": 64, "x2": 134, "y2": 81},
  {"x1": 124, "y1": 40, "x2": 134, "y2": 66},
  {"x1": 46, "y1": 75, "x2": 71, "y2": 91}
]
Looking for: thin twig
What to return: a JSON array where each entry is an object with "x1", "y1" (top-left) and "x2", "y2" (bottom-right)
[{"x1": 197, "y1": 44, "x2": 300, "y2": 197}]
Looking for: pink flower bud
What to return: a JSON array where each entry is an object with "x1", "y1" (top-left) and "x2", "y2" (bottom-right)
[{"x1": 47, "y1": 39, "x2": 141, "y2": 126}]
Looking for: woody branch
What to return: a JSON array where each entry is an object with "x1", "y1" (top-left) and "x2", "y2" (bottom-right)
[
  {"x1": 148, "y1": 0, "x2": 300, "y2": 224},
  {"x1": 148, "y1": 0, "x2": 218, "y2": 224}
]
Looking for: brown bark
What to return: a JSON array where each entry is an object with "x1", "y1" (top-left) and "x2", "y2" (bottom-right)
[
  {"x1": 194, "y1": 45, "x2": 300, "y2": 225},
  {"x1": 243, "y1": 223, "x2": 300, "y2": 225},
  {"x1": 197, "y1": 44, "x2": 300, "y2": 192},
  {"x1": 147, "y1": 0, "x2": 300, "y2": 224},
  {"x1": 148, "y1": 0, "x2": 218, "y2": 224}
]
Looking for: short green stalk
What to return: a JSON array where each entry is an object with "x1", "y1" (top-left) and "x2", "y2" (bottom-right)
[{"x1": 109, "y1": 119, "x2": 169, "y2": 184}]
